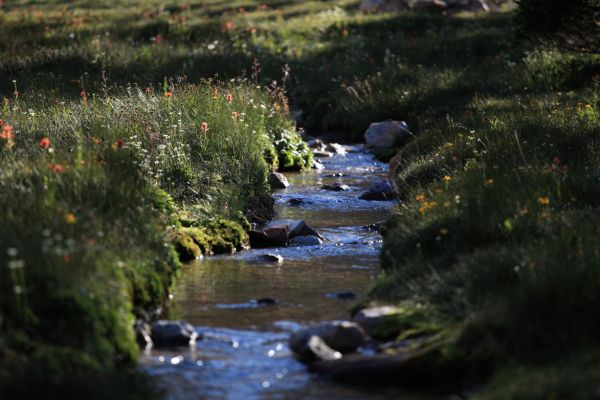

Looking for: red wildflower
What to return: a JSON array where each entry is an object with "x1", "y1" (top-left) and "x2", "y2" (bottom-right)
[
  {"x1": 80, "y1": 89, "x2": 86, "y2": 98},
  {"x1": 259, "y1": 3, "x2": 268, "y2": 10},
  {"x1": 144, "y1": 87, "x2": 153, "y2": 94},
  {"x1": 165, "y1": 91, "x2": 173, "y2": 98},
  {"x1": 50, "y1": 163, "x2": 64, "y2": 173},
  {"x1": 1, "y1": 124, "x2": 14, "y2": 140},
  {"x1": 112, "y1": 138, "x2": 125, "y2": 150},
  {"x1": 200, "y1": 122, "x2": 209, "y2": 133},
  {"x1": 225, "y1": 21, "x2": 234, "y2": 30},
  {"x1": 39, "y1": 137, "x2": 51, "y2": 149},
  {"x1": 226, "y1": 93, "x2": 234, "y2": 103}
]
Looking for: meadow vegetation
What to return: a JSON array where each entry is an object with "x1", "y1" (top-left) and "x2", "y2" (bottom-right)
[{"x1": 1, "y1": 0, "x2": 599, "y2": 398}]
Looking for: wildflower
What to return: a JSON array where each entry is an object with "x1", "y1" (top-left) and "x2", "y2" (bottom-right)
[
  {"x1": 415, "y1": 194, "x2": 426, "y2": 201},
  {"x1": 443, "y1": 201, "x2": 451, "y2": 208},
  {"x1": 443, "y1": 175, "x2": 452, "y2": 182},
  {"x1": 1, "y1": 124, "x2": 14, "y2": 139},
  {"x1": 225, "y1": 21, "x2": 234, "y2": 30},
  {"x1": 585, "y1": 104, "x2": 593, "y2": 110},
  {"x1": 39, "y1": 137, "x2": 51, "y2": 149},
  {"x1": 2, "y1": 97, "x2": 9, "y2": 106},
  {"x1": 485, "y1": 178, "x2": 494, "y2": 186},
  {"x1": 112, "y1": 139, "x2": 125, "y2": 150},
  {"x1": 200, "y1": 122, "x2": 209, "y2": 133},
  {"x1": 165, "y1": 91, "x2": 173, "y2": 98},
  {"x1": 50, "y1": 163, "x2": 64, "y2": 173},
  {"x1": 537, "y1": 196, "x2": 550, "y2": 206},
  {"x1": 13, "y1": 90, "x2": 19, "y2": 98},
  {"x1": 592, "y1": 74, "x2": 600, "y2": 82},
  {"x1": 144, "y1": 87, "x2": 153, "y2": 94},
  {"x1": 439, "y1": 228, "x2": 448, "y2": 235},
  {"x1": 259, "y1": 3, "x2": 268, "y2": 10},
  {"x1": 64, "y1": 213, "x2": 77, "y2": 224},
  {"x1": 212, "y1": 87, "x2": 219, "y2": 100},
  {"x1": 80, "y1": 89, "x2": 86, "y2": 98},
  {"x1": 226, "y1": 93, "x2": 234, "y2": 103},
  {"x1": 231, "y1": 111, "x2": 241, "y2": 120}
]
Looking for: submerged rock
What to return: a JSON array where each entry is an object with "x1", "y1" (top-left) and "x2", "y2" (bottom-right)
[
  {"x1": 290, "y1": 235, "x2": 323, "y2": 246},
  {"x1": 326, "y1": 291, "x2": 357, "y2": 300},
  {"x1": 268, "y1": 172, "x2": 289, "y2": 189},
  {"x1": 322, "y1": 183, "x2": 351, "y2": 192},
  {"x1": 360, "y1": 180, "x2": 397, "y2": 201},
  {"x1": 252, "y1": 297, "x2": 277, "y2": 306},
  {"x1": 258, "y1": 253, "x2": 284, "y2": 264},
  {"x1": 289, "y1": 321, "x2": 367, "y2": 362},
  {"x1": 364, "y1": 121, "x2": 412, "y2": 150},
  {"x1": 151, "y1": 320, "x2": 198, "y2": 348},
  {"x1": 287, "y1": 198, "x2": 306, "y2": 206}
]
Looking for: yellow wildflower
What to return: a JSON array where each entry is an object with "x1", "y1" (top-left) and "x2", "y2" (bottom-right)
[
  {"x1": 485, "y1": 178, "x2": 494, "y2": 186},
  {"x1": 537, "y1": 197, "x2": 550, "y2": 206},
  {"x1": 64, "y1": 213, "x2": 77, "y2": 224},
  {"x1": 415, "y1": 194, "x2": 426, "y2": 202},
  {"x1": 443, "y1": 175, "x2": 452, "y2": 182}
]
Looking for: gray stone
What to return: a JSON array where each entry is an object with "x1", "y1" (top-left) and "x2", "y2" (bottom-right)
[
  {"x1": 352, "y1": 306, "x2": 402, "y2": 335},
  {"x1": 359, "y1": 180, "x2": 397, "y2": 201},
  {"x1": 258, "y1": 253, "x2": 284, "y2": 264},
  {"x1": 325, "y1": 143, "x2": 347, "y2": 155},
  {"x1": 249, "y1": 225, "x2": 289, "y2": 248},
  {"x1": 364, "y1": 121, "x2": 412, "y2": 150},
  {"x1": 289, "y1": 321, "x2": 367, "y2": 359},
  {"x1": 134, "y1": 320, "x2": 152, "y2": 348},
  {"x1": 413, "y1": 0, "x2": 447, "y2": 12},
  {"x1": 150, "y1": 320, "x2": 198, "y2": 347},
  {"x1": 313, "y1": 150, "x2": 334, "y2": 158},
  {"x1": 322, "y1": 183, "x2": 351, "y2": 192},
  {"x1": 307, "y1": 138, "x2": 325, "y2": 149},
  {"x1": 268, "y1": 172, "x2": 289, "y2": 189},
  {"x1": 290, "y1": 235, "x2": 323, "y2": 246},
  {"x1": 312, "y1": 159, "x2": 325, "y2": 170},
  {"x1": 293, "y1": 335, "x2": 343, "y2": 363}
]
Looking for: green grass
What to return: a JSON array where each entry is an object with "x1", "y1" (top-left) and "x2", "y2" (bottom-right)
[{"x1": 1, "y1": 0, "x2": 600, "y2": 397}]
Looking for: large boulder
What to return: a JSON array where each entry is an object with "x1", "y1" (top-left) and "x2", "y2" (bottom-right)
[
  {"x1": 268, "y1": 172, "x2": 289, "y2": 189},
  {"x1": 249, "y1": 224, "x2": 289, "y2": 248},
  {"x1": 359, "y1": 180, "x2": 397, "y2": 201},
  {"x1": 289, "y1": 321, "x2": 367, "y2": 361},
  {"x1": 150, "y1": 320, "x2": 198, "y2": 348},
  {"x1": 364, "y1": 121, "x2": 412, "y2": 150}
]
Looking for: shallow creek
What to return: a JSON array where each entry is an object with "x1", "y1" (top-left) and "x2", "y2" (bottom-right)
[{"x1": 140, "y1": 147, "x2": 427, "y2": 399}]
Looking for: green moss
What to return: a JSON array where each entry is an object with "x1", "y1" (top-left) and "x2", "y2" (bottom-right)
[{"x1": 172, "y1": 231, "x2": 202, "y2": 261}]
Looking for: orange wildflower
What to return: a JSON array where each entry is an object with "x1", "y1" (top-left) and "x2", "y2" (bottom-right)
[
  {"x1": 39, "y1": 137, "x2": 51, "y2": 149},
  {"x1": 226, "y1": 93, "x2": 234, "y2": 103}
]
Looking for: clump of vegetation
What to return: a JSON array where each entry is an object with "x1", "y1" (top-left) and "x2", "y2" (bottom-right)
[
  {"x1": 0, "y1": 78, "x2": 300, "y2": 395},
  {"x1": 372, "y1": 6, "x2": 600, "y2": 398}
]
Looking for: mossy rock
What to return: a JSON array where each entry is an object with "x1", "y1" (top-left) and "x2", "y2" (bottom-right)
[{"x1": 171, "y1": 231, "x2": 201, "y2": 261}]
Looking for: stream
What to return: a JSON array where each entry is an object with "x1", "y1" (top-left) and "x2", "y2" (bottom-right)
[{"x1": 139, "y1": 146, "x2": 426, "y2": 399}]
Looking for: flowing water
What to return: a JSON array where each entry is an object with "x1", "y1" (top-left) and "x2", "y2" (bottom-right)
[{"x1": 140, "y1": 147, "x2": 426, "y2": 399}]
